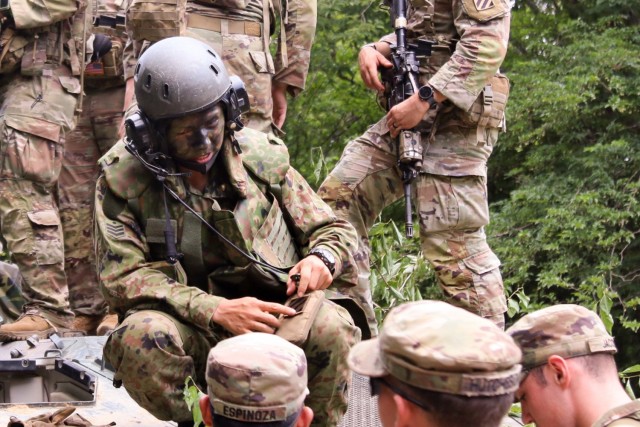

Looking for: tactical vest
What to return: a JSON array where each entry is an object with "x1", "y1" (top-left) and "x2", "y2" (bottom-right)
[{"x1": 0, "y1": 0, "x2": 92, "y2": 78}]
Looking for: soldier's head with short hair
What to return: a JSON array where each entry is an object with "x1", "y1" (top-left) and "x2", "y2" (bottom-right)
[
  {"x1": 507, "y1": 304, "x2": 631, "y2": 427},
  {"x1": 199, "y1": 333, "x2": 313, "y2": 427},
  {"x1": 348, "y1": 300, "x2": 522, "y2": 427}
]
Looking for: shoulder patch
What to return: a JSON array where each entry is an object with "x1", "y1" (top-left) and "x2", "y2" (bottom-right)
[{"x1": 462, "y1": 0, "x2": 509, "y2": 22}]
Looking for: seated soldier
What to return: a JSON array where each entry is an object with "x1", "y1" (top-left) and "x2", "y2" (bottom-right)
[
  {"x1": 94, "y1": 36, "x2": 362, "y2": 427},
  {"x1": 507, "y1": 304, "x2": 640, "y2": 427},
  {"x1": 348, "y1": 300, "x2": 522, "y2": 427},
  {"x1": 200, "y1": 333, "x2": 313, "y2": 427}
]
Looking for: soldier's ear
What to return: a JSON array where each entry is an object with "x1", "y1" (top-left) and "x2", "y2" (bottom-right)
[
  {"x1": 295, "y1": 406, "x2": 314, "y2": 427},
  {"x1": 199, "y1": 395, "x2": 213, "y2": 426},
  {"x1": 547, "y1": 355, "x2": 571, "y2": 388}
]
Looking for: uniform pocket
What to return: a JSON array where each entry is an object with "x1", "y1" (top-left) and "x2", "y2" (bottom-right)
[
  {"x1": 456, "y1": 73, "x2": 510, "y2": 129},
  {"x1": 27, "y1": 209, "x2": 64, "y2": 265},
  {"x1": 2, "y1": 118, "x2": 63, "y2": 185},
  {"x1": 249, "y1": 50, "x2": 275, "y2": 74}
]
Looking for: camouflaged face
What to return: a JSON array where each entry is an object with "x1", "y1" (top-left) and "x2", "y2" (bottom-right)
[
  {"x1": 506, "y1": 304, "x2": 617, "y2": 371},
  {"x1": 206, "y1": 333, "x2": 308, "y2": 422},
  {"x1": 348, "y1": 300, "x2": 521, "y2": 397}
]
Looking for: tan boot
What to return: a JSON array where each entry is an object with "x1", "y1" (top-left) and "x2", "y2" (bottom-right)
[
  {"x1": 96, "y1": 313, "x2": 118, "y2": 336},
  {"x1": 72, "y1": 314, "x2": 104, "y2": 336},
  {"x1": 0, "y1": 309, "x2": 60, "y2": 341}
]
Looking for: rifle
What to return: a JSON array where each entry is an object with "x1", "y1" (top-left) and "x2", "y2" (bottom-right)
[{"x1": 381, "y1": 0, "x2": 433, "y2": 237}]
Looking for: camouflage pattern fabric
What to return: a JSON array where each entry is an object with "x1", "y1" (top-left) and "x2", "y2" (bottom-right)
[
  {"x1": 95, "y1": 128, "x2": 362, "y2": 426},
  {"x1": 0, "y1": 260, "x2": 24, "y2": 322},
  {"x1": 60, "y1": 87, "x2": 125, "y2": 318},
  {"x1": 348, "y1": 300, "x2": 522, "y2": 397},
  {"x1": 60, "y1": 0, "x2": 127, "y2": 318},
  {"x1": 318, "y1": 0, "x2": 512, "y2": 331},
  {"x1": 0, "y1": 0, "x2": 92, "y2": 327},
  {"x1": 125, "y1": 0, "x2": 316, "y2": 133},
  {"x1": 506, "y1": 304, "x2": 617, "y2": 371},
  {"x1": 205, "y1": 333, "x2": 308, "y2": 422},
  {"x1": 593, "y1": 400, "x2": 640, "y2": 427}
]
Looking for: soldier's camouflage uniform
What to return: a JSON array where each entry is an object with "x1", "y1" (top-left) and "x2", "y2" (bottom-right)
[
  {"x1": 0, "y1": 260, "x2": 24, "y2": 323},
  {"x1": 318, "y1": 0, "x2": 512, "y2": 331},
  {"x1": 0, "y1": 0, "x2": 92, "y2": 329},
  {"x1": 592, "y1": 401, "x2": 640, "y2": 427},
  {"x1": 126, "y1": 0, "x2": 316, "y2": 133},
  {"x1": 59, "y1": 0, "x2": 129, "y2": 320},
  {"x1": 95, "y1": 127, "x2": 362, "y2": 426}
]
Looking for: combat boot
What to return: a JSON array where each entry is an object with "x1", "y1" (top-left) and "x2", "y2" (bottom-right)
[
  {"x1": 96, "y1": 313, "x2": 118, "y2": 336},
  {"x1": 72, "y1": 314, "x2": 104, "y2": 336},
  {"x1": 0, "y1": 308, "x2": 68, "y2": 342}
]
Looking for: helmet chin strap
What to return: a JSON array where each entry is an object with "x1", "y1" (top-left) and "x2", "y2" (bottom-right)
[{"x1": 173, "y1": 149, "x2": 220, "y2": 174}]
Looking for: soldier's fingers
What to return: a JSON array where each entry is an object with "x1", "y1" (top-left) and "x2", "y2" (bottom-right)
[
  {"x1": 296, "y1": 264, "x2": 314, "y2": 297},
  {"x1": 260, "y1": 302, "x2": 296, "y2": 317},
  {"x1": 253, "y1": 311, "x2": 282, "y2": 330}
]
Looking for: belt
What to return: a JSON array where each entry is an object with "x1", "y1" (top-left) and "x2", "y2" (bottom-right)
[{"x1": 187, "y1": 15, "x2": 261, "y2": 37}]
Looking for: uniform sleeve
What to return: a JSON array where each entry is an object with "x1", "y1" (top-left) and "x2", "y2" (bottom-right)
[
  {"x1": 278, "y1": 168, "x2": 358, "y2": 283},
  {"x1": 428, "y1": 1, "x2": 511, "y2": 111},
  {"x1": 273, "y1": 0, "x2": 317, "y2": 96},
  {"x1": 94, "y1": 174, "x2": 223, "y2": 330},
  {"x1": 10, "y1": 0, "x2": 78, "y2": 29}
]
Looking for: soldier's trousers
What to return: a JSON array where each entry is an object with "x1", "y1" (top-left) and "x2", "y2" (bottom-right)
[
  {"x1": 318, "y1": 118, "x2": 507, "y2": 326},
  {"x1": 104, "y1": 300, "x2": 360, "y2": 426},
  {"x1": 0, "y1": 66, "x2": 80, "y2": 325},
  {"x1": 185, "y1": 18, "x2": 274, "y2": 134},
  {"x1": 59, "y1": 86, "x2": 124, "y2": 317}
]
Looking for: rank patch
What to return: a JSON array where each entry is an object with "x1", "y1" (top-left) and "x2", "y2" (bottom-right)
[{"x1": 106, "y1": 222, "x2": 125, "y2": 239}]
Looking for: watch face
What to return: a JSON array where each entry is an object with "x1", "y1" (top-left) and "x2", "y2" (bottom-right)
[{"x1": 419, "y1": 85, "x2": 434, "y2": 100}]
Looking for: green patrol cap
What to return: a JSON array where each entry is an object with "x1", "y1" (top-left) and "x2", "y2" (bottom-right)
[
  {"x1": 348, "y1": 301, "x2": 522, "y2": 397},
  {"x1": 506, "y1": 304, "x2": 617, "y2": 371},
  {"x1": 206, "y1": 333, "x2": 309, "y2": 423}
]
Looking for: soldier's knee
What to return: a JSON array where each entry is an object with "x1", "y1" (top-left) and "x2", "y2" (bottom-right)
[
  {"x1": 307, "y1": 301, "x2": 361, "y2": 354},
  {"x1": 105, "y1": 310, "x2": 183, "y2": 368}
]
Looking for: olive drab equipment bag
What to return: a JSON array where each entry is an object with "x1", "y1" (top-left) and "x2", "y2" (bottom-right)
[{"x1": 127, "y1": 0, "x2": 187, "y2": 42}]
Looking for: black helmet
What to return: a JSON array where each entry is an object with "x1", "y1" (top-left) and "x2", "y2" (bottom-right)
[{"x1": 134, "y1": 36, "x2": 248, "y2": 124}]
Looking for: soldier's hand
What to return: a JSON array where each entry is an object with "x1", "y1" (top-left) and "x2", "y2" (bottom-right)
[
  {"x1": 386, "y1": 93, "x2": 430, "y2": 138},
  {"x1": 359, "y1": 44, "x2": 393, "y2": 92},
  {"x1": 272, "y1": 81, "x2": 288, "y2": 129},
  {"x1": 212, "y1": 297, "x2": 295, "y2": 335},
  {"x1": 287, "y1": 256, "x2": 333, "y2": 297}
]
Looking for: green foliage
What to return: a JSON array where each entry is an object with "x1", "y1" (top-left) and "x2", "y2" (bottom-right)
[
  {"x1": 286, "y1": 0, "x2": 640, "y2": 385},
  {"x1": 284, "y1": 0, "x2": 388, "y2": 181},
  {"x1": 183, "y1": 376, "x2": 205, "y2": 427}
]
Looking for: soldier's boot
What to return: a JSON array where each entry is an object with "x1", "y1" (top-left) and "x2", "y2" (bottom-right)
[
  {"x1": 96, "y1": 313, "x2": 118, "y2": 336},
  {"x1": 72, "y1": 314, "x2": 104, "y2": 336},
  {"x1": 0, "y1": 308, "x2": 70, "y2": 342}
]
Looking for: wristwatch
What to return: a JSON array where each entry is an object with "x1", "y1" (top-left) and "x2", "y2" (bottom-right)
[
  {"x1": 418, "y1": 85, "x2": 439, "y2": 110},
  {"x1": 308, "y1": 248, "x2": 336, "y2": 275}
]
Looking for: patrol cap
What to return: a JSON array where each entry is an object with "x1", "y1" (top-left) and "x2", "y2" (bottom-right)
[
  {"x1": 348, "y1": 301, "x2": 522, "y2": 397},
  {"x1": 506, "y1": 304, "x2": 617, "y2": 371},
  {"x1": 206, "y1": 333, "x2": 309, "y2": 423}
]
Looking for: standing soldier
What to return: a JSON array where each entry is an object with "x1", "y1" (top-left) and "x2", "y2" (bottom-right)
[
  {"x1": 0, "y1": 0, "x2": 94, "y2": 340},
  {"x1": 59, "y1": 0, "x2": 129, "y2": 336},
  {"x1": 318, "y1": 0, "x2": 512, "y2": 330},
  {"x1": 124, "y1": 0, "x2": 316, "y2": 134}
]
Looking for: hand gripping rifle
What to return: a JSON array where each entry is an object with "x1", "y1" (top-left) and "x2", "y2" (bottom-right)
[{"x1": 382, "y1": 0, "x2": 433, "y2": 237}]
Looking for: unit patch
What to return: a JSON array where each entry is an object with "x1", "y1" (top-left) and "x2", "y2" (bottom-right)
[{"x1": 462, "y1": 0, "x2": 509, "y2": 22}]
